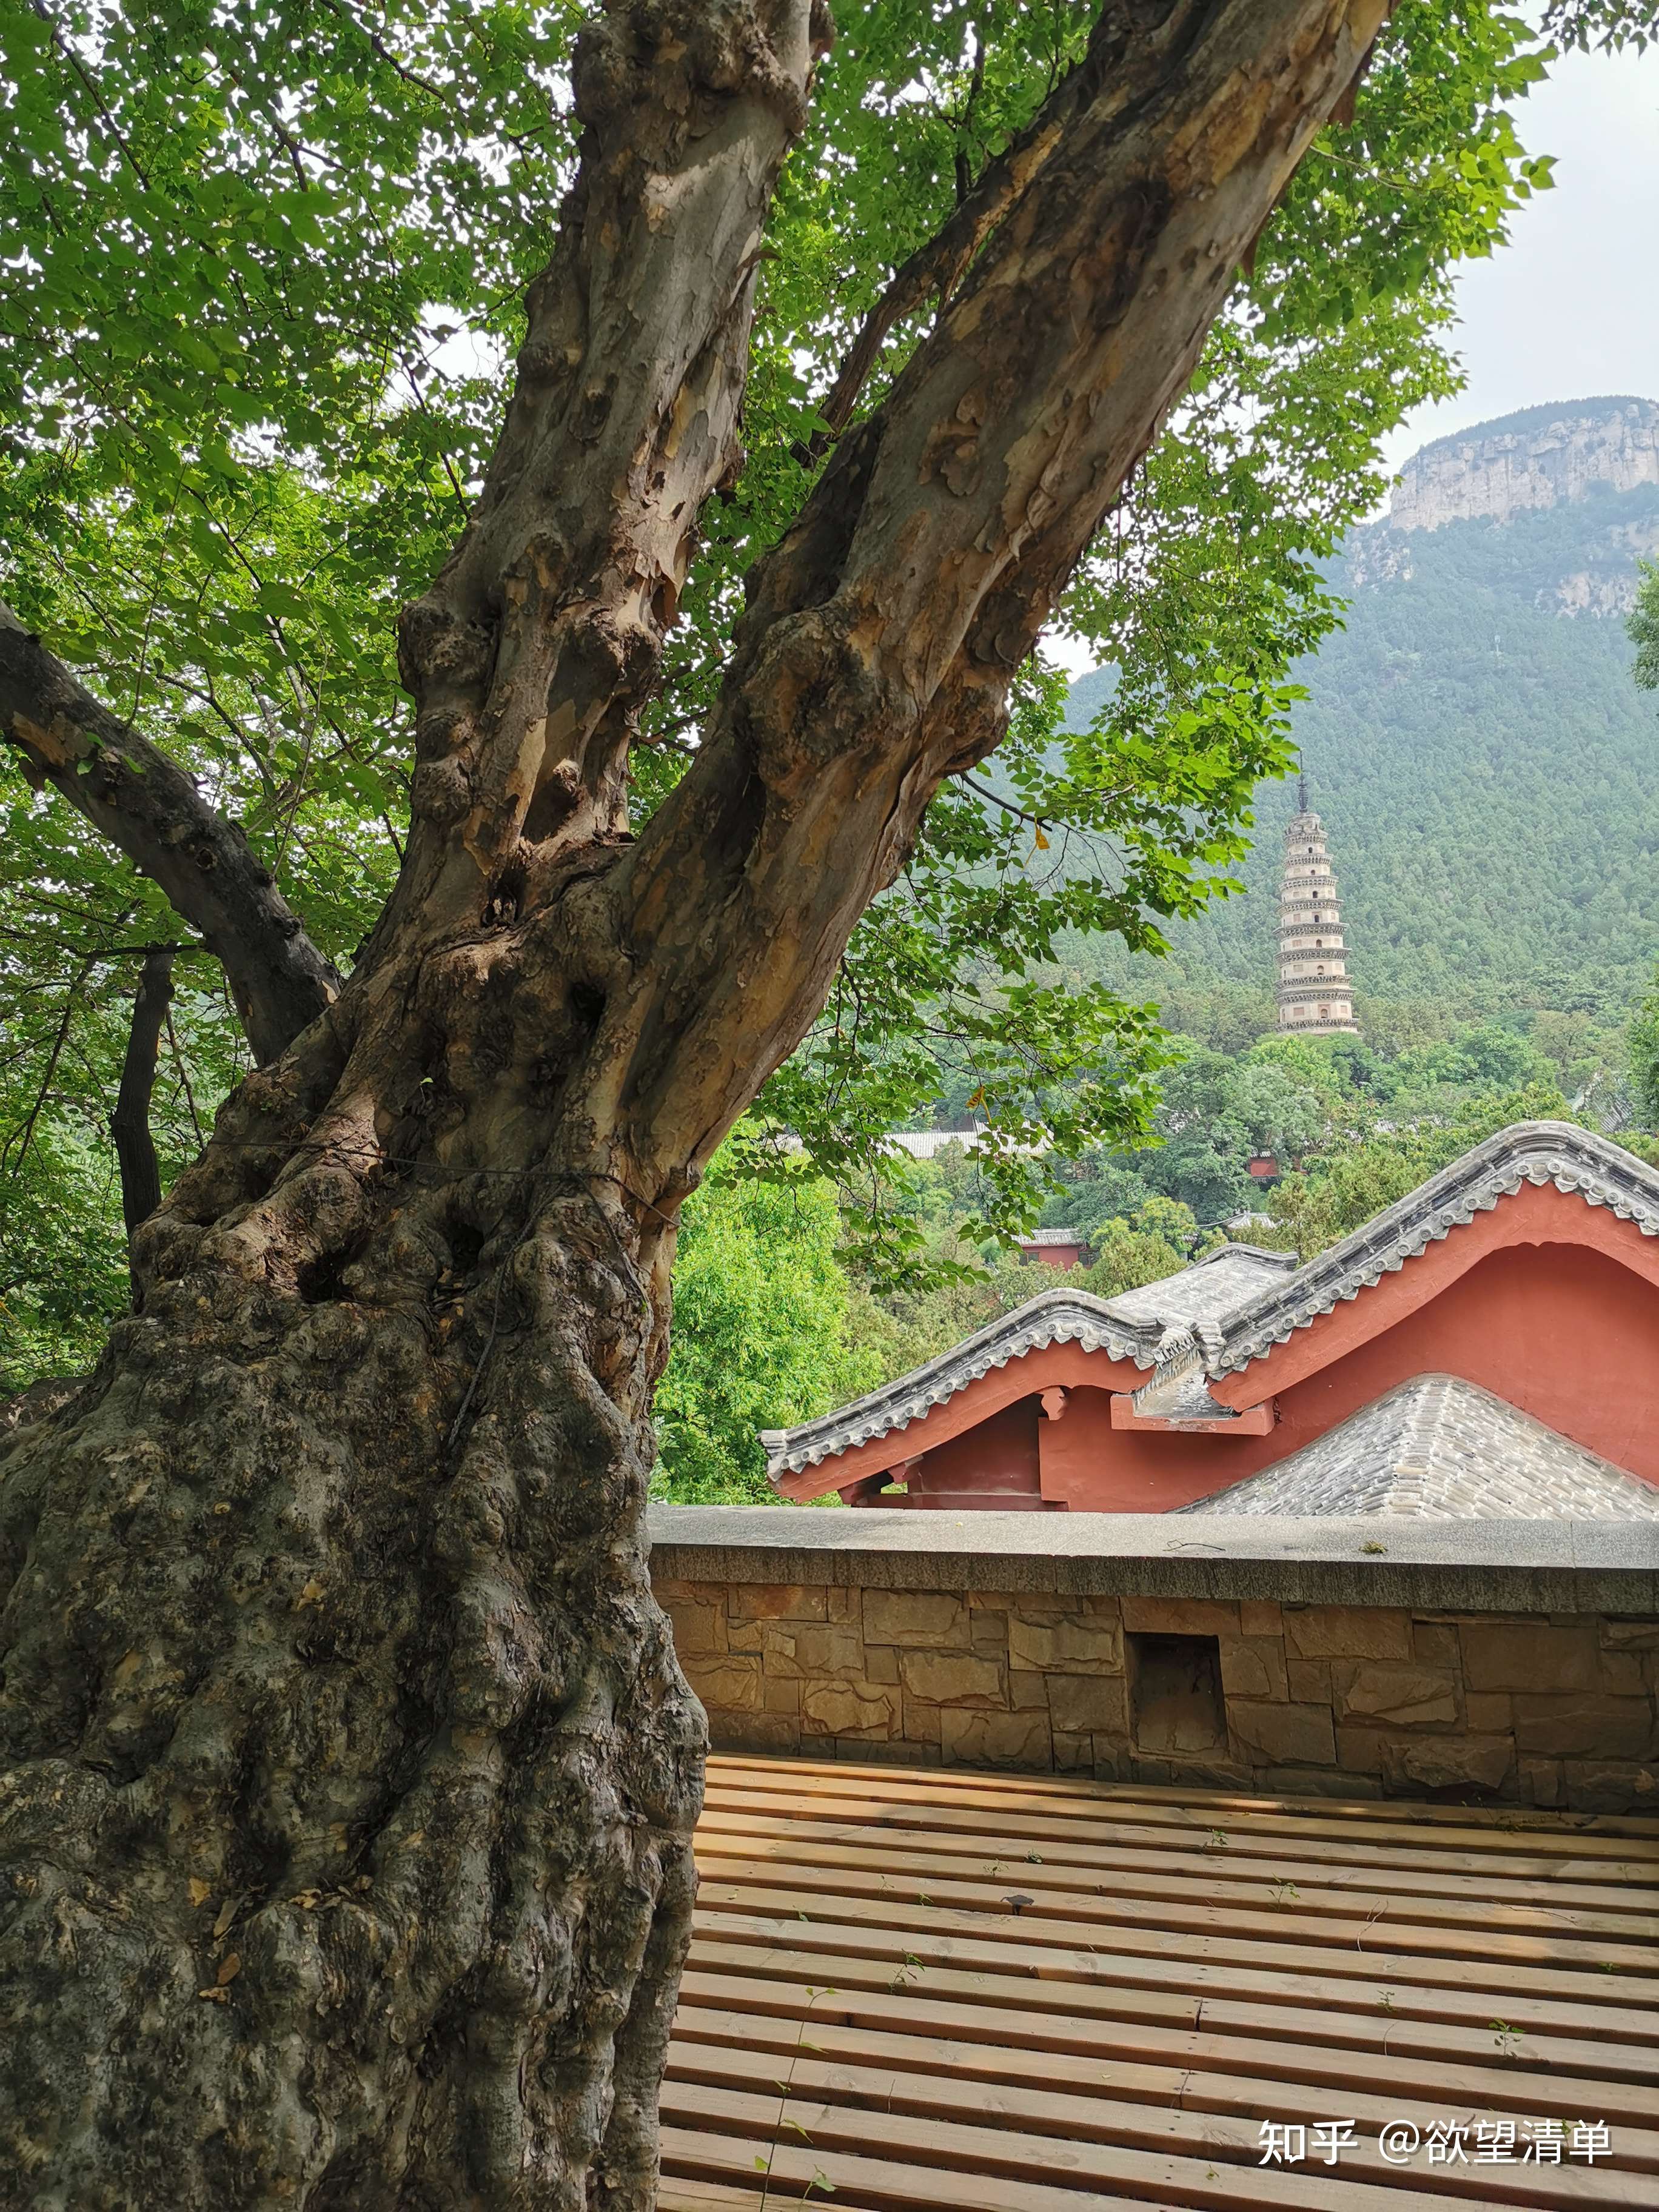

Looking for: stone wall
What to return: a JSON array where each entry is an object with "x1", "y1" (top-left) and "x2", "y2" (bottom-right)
[{"x1": 655, "y1": 1572, "x2": 1659, "y2": 1813}]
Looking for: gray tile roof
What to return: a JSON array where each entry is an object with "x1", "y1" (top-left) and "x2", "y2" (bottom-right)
[
  {"x1": 761, "y1": 1289, "x2": 1153, "y2": 1479},
  {"x1": 1180, "y1": 1374, "x2": 1659, "y2": 1519},
  {"x1": 1103, "y1": 1243, "x2": 1298, "y2": 1330},
  {"x1": 1127, "y1": 1367, "x2": 1242, "y2": 1423},
  {"x1": 761, "y1": 1247, "x2": 1295, "y2": 1481},
  {"x1": 1207, "y1": 1121, "x2": 1659, "y2": 1379}
]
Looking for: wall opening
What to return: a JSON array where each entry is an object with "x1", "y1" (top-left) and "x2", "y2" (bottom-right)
[{"x1": 1127, "y1": 1633, "x2": 1225, "y2": 1754}]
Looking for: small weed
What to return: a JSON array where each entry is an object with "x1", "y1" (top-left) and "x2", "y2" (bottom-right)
[{"x1": 888, "y1": 1952, "x2": 924, "y2": 1992}]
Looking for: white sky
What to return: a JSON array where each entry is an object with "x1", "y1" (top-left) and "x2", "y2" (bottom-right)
[
  {"x1": 1379, "y1": 36, "x2": 1659, "y2": 472},
  {"x1": 1047, "y1": 39, "x2": 1659, "y2": 675}
]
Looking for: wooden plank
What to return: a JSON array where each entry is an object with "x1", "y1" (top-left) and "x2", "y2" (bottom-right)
[
  {"x1": 692, "y1": 1849, "x2": 1659, "y2": 1969},
  {"x1": 660, "y1": 2077, "x2": 1566, "y2": 2212},
  {"x1": 696, "y1": 1869, "x2": 1659, "y2": 1996},
  {"x1": 683, "y1": 1937, "x2": 1659, "y2": 2083},
  {"x1": 691, "y1": 1903, "x2": 1659, "y2": 2041},
  {"x1": 698, "y1": 1784, "x2": 1655, "y2": 1891},
  {"x1": 662, "y1": 2122, "x2": 1155, "y2": 2212},
  {"x1": 694, "y1": 1814, "x2": 1659, "y2": 1937},
  {"x1": 705, "y1": 1767, "x2": 1659, "y2": 1866},
  {"x1": 675, "y1": 1969, "x2": 1659, "y2": 2128},
  {"x1": 711, "y1": 1755, "x2": 1659, "y2": 1845},
  {"x1": 695, "y1": 1806, "x2": 1659, "y2": 1922},
  {"x1": 659, "y1": 2176, "x2": 886, "y2": 2212},
  {"x1": 666, "y1": 2029, "x2": 1659, "y2": 2206},
  {"x1": 674, "y1": 1755, "x2": 1656, "y2": 2212},
  {"x1": 708, "y1": 1758, "x2": 1659, "y2": 1859},
  {"x1": 672, "y1": 2002, "x2": 1659, "y2": 2177}
]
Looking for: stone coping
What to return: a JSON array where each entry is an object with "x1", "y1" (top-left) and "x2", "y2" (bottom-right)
[{"x1": 646, "y1": 1504, "x2": 1659, "y2": 1617}]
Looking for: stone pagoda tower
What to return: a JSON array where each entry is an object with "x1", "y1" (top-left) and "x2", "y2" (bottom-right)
[{"x1": 1276, "y1": 777, "x2": 1358, "y2": 1034}]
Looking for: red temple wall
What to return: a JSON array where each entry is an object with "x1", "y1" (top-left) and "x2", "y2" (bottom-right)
[
  {"x1": 1269, "y1": 1239, "x2": 1659, "y2": 1485},
  {"x1": 903, "y1": 1398, "x2": 1048, "y2": 1508},
  {"x1": 1209, "y1": 1182, "x2": 1659, "y2": 1408},
  {"x1": 1034, "y1": 1240, "x2": 1659, "y2": 1509},
  {"x1": 1021, "y1": 1241, "x2": 1086, "y2": 1270},
  {"x1": 777, "y1": 1338, "x2": 1145, "y2": 1500},
  {"x1": 1037, "y1": 1390, "x2": 1278, "y2": 1511}
]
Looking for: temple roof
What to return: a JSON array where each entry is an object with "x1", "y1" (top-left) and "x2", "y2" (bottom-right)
[
  {"x1": 760, "y1": 1122, "x2": 1659, "y2": 1491},
  {"x1": 1103, "y1": 1243, "x2": 1298, "y2": 1330},
  {"x1": 760, "y1": 1246, "x2": 1296, "y2": 1481},
  {"x1": 1204, "y1": 1122, "x2": 1659, "y2": 1379},
  {"x1": 1180, "y1": 1374, "x2": 1659, "y2": 1518},
  {"x1": 761, "y1": 1290, "x2": 1148, "y2": 1478}
]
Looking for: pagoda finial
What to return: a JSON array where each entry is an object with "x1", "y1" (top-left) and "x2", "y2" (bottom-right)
[{"x1": 1298, "y1": 770, "x2": 1309, "y2": 814}]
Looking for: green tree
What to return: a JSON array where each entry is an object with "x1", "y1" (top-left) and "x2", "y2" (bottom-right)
[
  {"x1": 1629, "y1": 963, "x2": 1659, "y2": 1128},
  {"x1": 653, "y1": 1164, "x2": 873, "y2": 1501},
  {"x1": 1632, "y1": 558, "x2": 1659, "y2": 691},
  {"x1": 1267, "y1": 1081, "x2": 1577, "y2": 1255},
  {"x1": 0, "y1": 1134, "x2": 130, "y2": 1390},
  {"x1": 1082, "y1": 1204, "x2": 1194, "y2": 1296},
  {"x1": 1622, "y1": 566, "x2": 1659, "y2": 1127}
]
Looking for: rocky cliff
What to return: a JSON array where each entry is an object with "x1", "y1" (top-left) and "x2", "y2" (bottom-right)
[{"x1": 1386, "y1": 397, "x2": 1659, "y2": 533}]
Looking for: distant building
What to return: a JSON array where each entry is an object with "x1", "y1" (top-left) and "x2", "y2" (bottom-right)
[
  {"x1": 1014, "y1": 1227, "x2": 1089, "y2": 1270},
  {"x1": 1276, "y1": 776, "x2": 1358, "y2": 1034},
  {"x1": 882, "y1": 1126, "x2": 1053, "y2": 1162}
]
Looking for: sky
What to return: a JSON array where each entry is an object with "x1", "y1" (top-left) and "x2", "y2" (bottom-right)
[
  {"x1": 1044, "y1": 38, "x2": 1659, "y2": 674},
  {"x1": 1379, "y1": 35, "x2": 1659, "y2": 473}
]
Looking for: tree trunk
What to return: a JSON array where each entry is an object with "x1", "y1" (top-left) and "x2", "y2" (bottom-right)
[
  {"x1": 0, "y1": 0, "x2": 1385, "y2": 2204},
  {"x1": 112, "y1": 950, "x2": 176, "y2": 1239}
]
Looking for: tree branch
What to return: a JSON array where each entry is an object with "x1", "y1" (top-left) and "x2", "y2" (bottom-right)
[
  {"x1": 608, "y1": 0, "x2": 1391, "y2": 1195},
  {"x1": 380, "y1": 0, "x2": 830, "y2": 947},
  {"x1": 0, "y1": 603, "x2": 340, "y2": 1064},
  {"x1": 813, "y1": 35, "x2": 1094, "y2": 447},
  {"x1": 112, "y1": 947, "x2": 175, "y2": 1236}
]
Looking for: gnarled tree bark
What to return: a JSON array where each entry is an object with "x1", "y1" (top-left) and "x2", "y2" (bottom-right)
[{"x1": 0, "y1": 0, "x2": 1385, "y2": 2204}]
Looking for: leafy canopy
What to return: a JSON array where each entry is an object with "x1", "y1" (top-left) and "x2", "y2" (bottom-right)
[
  {"x1": 652, "y1": 1156, "x2": 876, "y2": 1504},
  {"x1": 0, "y1": 0, "x2": 1627, "y2": 1382}
]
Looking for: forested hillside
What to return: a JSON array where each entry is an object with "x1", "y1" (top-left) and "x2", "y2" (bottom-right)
[{"x1": 1065, "y1": 398, "x2": 1659, "y2": 1022}]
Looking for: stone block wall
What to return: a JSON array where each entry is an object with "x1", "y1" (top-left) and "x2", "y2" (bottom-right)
[{"x1": 654, "y1": 1573, "x2": 1659, "y2": 1813}]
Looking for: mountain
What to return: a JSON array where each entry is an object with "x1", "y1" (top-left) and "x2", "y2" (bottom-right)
[{"x1": 1065, "y1": 397, "x2": 1659, "y2": 1022}]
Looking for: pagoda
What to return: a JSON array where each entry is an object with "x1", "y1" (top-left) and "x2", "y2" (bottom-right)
[{"x1": 1276, "y1": 776, "x2": 1357, "y2": 1034}]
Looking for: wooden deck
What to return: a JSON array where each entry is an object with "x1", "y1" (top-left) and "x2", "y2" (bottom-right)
[{"x1": 659, "y1": 1753, "x2": 1659, "y2": 2211}]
